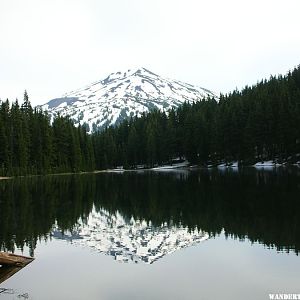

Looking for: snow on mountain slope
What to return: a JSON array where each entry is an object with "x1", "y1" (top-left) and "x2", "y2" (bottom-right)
[
  {"x1": 41, "y1": 68, "x2": 217, "y2": 132},
  {"x1": 52, "y1": 208, "x2": 209, "y2": 264}
]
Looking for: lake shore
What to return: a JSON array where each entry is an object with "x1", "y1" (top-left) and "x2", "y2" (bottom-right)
[{"x1": 1, "y1": 161, "x2": 299, "y2": 180}]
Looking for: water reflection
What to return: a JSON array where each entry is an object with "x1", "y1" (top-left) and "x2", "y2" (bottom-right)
[
  {"x1": 52, "y1": 209, "x2": 208, "y2": 264},
  {"x1": 0, "y1": 167, "x2": 299, "y2": 258}
]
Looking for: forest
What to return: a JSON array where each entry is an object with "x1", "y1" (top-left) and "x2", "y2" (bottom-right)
[
  {"x1": 93, "y1": 66, "x2": 300, "y2": 169},
  {"x1": 0, "y1": 92, "x2": 95, "y2": 176},
  {"x1": 0, "y1": 66, "x2": 300, "y2": 175}
]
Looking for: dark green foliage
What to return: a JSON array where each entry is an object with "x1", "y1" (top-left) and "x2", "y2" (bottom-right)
[
  {"x1": 1, "y1": 65, "x2": 300, "y2": 174},
  {"x1": 92, "y1": 65, "x2": 300, "y2": 168},
  {"x1": 0, "y1": 93, "x2": 95, "y2": 176}
]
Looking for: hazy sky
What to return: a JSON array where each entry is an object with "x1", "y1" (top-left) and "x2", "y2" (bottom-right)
[{"x1": 1, "y1": 0, "x2": 300, "y2": 106}]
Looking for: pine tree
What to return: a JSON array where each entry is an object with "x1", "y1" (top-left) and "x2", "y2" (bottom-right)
[
  {"x1": 127, "y1": 124, "x2": 138, "y2": 167},
  {"x1": 0, "y1": 117, "x2": 9, "y2": 175}
]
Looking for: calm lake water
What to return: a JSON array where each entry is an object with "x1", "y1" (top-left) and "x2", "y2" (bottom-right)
[{"x1": 0, "y1": 167, "x2": 300, "y2": 300}]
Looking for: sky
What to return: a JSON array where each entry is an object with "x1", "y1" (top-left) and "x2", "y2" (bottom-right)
[{"x1": 1, "y1": 0, "x2": 300, "y2": 106}]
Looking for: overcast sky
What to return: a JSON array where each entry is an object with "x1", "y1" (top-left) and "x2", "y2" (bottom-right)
[{"x1": 1, "y1": 0, "x2": 300, "y2": 106}]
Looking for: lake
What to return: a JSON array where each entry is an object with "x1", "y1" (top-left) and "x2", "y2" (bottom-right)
[{"x1": 0, "y1": 167, "x2": 300, "y2": 300}]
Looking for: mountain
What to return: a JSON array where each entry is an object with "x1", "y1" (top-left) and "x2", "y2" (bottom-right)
[
  {"x1": 52, "y1": 208, "x2": 209, "y2": 264},
  {"x1": 40, "y1": 67, "x2": 217, "y2": 132}
]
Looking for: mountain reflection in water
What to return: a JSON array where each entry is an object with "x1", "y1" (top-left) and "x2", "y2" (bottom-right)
[
  {"x1": 0, "y1": 167, "x2": 299, "y2": 259},
  {"x1": 52, "y1": 208, "x2": 209, "y2": 264}
]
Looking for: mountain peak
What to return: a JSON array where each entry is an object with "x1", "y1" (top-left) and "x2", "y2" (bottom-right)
[
  {"x1": 40, "y1": 68, "x2": 217, "y2": 132},
  {"x1": 103, "y1": 67, "x2": 158, "y2": 81},
  {"x1": 132, "y1": 67, "x2": 158, "y2": 75}
]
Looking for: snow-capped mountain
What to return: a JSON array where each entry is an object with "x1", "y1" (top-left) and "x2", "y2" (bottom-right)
[
  {"x1": 52, "y1": 208, "x2": 209, "y2": 264},
  {"x1": 40, "y1": 68, "x2": 217, "y2": 132}
]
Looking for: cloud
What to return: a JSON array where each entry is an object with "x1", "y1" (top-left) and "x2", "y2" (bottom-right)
[{"x1": 1, "y1": 0, "x2": 300, "y2": 105}]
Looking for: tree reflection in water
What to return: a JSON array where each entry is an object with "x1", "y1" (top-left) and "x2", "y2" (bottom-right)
[{"x1": 0, "y1": 168, "x2": 299, "y2": 256}]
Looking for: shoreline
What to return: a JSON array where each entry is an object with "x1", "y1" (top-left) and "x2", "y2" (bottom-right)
[{"x1": 0, "y1": 163, "x2": 299, "y2": 180}]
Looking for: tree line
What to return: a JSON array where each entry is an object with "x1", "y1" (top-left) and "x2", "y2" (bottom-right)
[
  {"x1": 1, "y1": 66, "x2": 300, "y2": 175},
  {"x1": 93, "y1": 65, "x2": 300, "y2": 168},
  {"x1": 0, "y1": 91, "x2": 95, "y2": 176}
]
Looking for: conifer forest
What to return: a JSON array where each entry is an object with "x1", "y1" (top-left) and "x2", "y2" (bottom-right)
[{"x1": 1, "y1": 66, "x2": 300, "y2": 176}]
